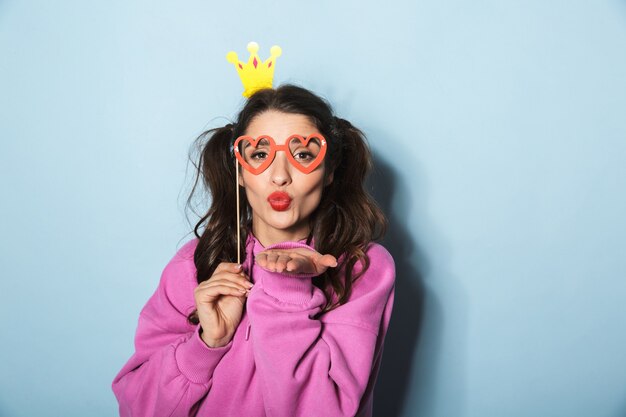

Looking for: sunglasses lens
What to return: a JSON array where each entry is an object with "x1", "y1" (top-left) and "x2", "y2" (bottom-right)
[
  {"x1": 288, "y1": 136, "x2": 322, "y2": 169},
  {"x1": 242, "y1": 137, "x2": 272, "y2": 170}
]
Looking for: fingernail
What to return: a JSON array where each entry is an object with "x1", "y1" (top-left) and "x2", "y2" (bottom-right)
[
  {"x1": 239, "y1": 288, "x2": 246, "y2": 293},
  {"x1": 235, "y1": 264, "x2": 242, "y2": 270}
]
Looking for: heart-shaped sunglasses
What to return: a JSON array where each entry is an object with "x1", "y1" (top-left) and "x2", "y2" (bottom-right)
[{"x1": 233, "y1": 134, "x2": 327, "y2": 175}]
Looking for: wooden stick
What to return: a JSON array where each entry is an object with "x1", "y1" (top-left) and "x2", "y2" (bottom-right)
[{"x1": 236, "y1": 158, "x2": 241, "y2": 264}]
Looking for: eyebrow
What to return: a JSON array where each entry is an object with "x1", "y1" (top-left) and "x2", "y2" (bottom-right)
[
  {"x1": 243, "y1": 139, "x2": 271, "y2": 148},
  {"x1": 289, "y1": 137, "x2": 321, "y2": 147}
]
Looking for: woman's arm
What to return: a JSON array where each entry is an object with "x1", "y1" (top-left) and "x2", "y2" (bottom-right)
[
  {"x1": 112, "y1": 240, "x2": 231, "y2": 417},
  {"x1": 246, "y1": 242, "x2": 395, "y2": 417}
]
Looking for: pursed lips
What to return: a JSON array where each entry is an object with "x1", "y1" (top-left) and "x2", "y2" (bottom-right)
[{"x1": 267, "y1": 191, "x2": 292, "y2": 211}]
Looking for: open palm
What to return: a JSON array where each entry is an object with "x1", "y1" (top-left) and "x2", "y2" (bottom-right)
[{"x1": 255, "y1": 247, "x2": 338, "y2": 275}]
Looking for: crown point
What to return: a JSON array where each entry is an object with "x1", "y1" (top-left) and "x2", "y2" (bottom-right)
[
  {"x1": 247, "y1": 42, "x2": 259, "y2": 53},
  {"x1": 270, "y1": 45, "x2": 282, "y2": 58},
  {"x1": 226, "y1": 51, "x2": 238, "y2": 64}
]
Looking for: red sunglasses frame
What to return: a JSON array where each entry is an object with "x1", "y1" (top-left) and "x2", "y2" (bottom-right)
[{"x1": 233, "y1": 134, "x2": 327, "y2": 175}]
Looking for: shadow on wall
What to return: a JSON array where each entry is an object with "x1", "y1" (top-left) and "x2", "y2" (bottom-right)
[
  {"x1": 368, "y1": 142, "x2": 466, "y2": 417},
  {"x1": 368, "y1": 154, "x2": 426, "y2": 417}
]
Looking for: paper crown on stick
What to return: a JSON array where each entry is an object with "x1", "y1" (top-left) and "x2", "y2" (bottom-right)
[{"x1": 227, "y1": 42, "x2": 282, "y2": 98}]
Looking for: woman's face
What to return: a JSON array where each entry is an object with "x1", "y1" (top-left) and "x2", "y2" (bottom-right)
[{"x1": 239, "y1": 110, "x2": 328, "y2": 246}]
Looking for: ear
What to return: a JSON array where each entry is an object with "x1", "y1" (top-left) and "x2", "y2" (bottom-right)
[{"x1": 238, "y1": 172, "x2": 245, "y2": 187}]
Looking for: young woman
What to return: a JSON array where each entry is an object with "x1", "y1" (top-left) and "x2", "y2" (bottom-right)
[{"x1": 112, "y1": 85, "x2": 395, "y2": 417}]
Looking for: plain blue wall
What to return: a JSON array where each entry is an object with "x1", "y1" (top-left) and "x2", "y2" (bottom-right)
[{"x1": 2, "y1": 1, "x2": 626, "y2": 416}]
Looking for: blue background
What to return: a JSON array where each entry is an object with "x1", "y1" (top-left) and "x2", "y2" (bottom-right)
[{"x1": 2, "y1": 1, "x2": 626, "y2": 416}]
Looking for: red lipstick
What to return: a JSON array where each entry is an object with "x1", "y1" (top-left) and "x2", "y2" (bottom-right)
[{"x1": 268, "y1": 191, "x2": 292, "y2": 211}]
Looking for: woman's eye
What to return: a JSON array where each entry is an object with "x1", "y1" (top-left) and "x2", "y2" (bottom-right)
[
  {"x1": 294, "y1": 151, "x2": 314, "y2": 161},
  {"x1": 250, "y1": 151, "x2": 268, "y2": 160}
]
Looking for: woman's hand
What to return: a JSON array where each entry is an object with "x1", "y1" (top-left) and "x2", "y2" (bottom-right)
[
  {"x1": 194, "y1": 263, "x2": 253, "y2": 348},
  {"x1": 256, "y1": 248, "x2": 338, "y2": 275}
]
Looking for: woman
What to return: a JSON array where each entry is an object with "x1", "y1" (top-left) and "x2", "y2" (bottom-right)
[{"x1": 112, "y1": 85, "x2": 395, "y2": 417}]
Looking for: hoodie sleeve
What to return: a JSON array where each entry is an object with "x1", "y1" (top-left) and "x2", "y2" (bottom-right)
[
  {"x1": 246, "y1": 242, "x2": 395, "y2": 417},
  {"x1": 112, "y1": 240, "x2": 231, "y2": 417}
]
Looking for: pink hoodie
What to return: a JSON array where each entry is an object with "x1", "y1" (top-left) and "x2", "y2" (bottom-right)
[{"x1": 112, "y1": 235, "x2": 395, "y2": 417}]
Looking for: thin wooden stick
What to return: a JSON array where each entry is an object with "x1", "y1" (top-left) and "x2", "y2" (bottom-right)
[{"x1": 235, "y1": 157, "x2": 241, "y2": 264}]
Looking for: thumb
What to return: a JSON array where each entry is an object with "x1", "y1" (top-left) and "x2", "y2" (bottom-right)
[{"x1": 318, "y1": 254, "x2": 338, "y2": 268}]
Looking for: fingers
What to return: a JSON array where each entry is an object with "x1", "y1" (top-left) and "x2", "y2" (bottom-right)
[
  {"x1": 256, "y1": 251, "x2": 294, "y2": 273},
  {"x1": 285, "y1": 257, "x2": 310, "y2": 273},
  {"x1": 212, "y1": 263, "x2": 251, "y2": 286},
  {"x1": 198, "y1": 276, "x2": 252, "y2": 291},
  {"x1": 318, "y1": 254, "x2": 338, "y2": 268},
  {"x1": 214, "y1": 262, "x2": 245, "y2": 274},
  {"x1": 197, "y1": 275, "x2": 253, "y2": 294},
  {"x1": 195, "y1": 281, "x2": 249, "y2": 303},
  {"x1": 195, "y1": 264, "x2": 254, "y2": 305},
  {"x1": 196, "y1": 281, "x2": 247, "y2": 300},
  {"x1": 256, "y1": 249, "x2": 338, "y2": 274}
]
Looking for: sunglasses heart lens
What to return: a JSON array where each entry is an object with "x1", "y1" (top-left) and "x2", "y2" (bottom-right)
[
  {"x1": 287, "y1": 136, "x2": 324, "y2": 169},
  {"x1": 240, "y1": 137, "x2": 273, "y2": 170}
]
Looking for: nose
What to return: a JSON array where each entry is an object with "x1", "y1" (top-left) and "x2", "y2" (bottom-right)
[{"x1": 269, "y1": 153, "x2": 292, "y2": 186}]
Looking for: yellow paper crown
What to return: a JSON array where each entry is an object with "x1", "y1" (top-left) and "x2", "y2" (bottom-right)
[{"x1": 227, "y1": 42, "x2": 282, "y2": 98}]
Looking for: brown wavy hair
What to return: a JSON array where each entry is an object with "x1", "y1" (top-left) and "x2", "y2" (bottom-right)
[{"x1": 186, "y1": 85, "x2": 386, "y2": 323}]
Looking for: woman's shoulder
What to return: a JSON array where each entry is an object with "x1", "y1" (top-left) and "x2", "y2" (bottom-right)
[
  {"x1": 321, "y1": 242, "x2": 394, "y2": 330},
  {"x1": 362, "y1": 242, "x2": 395, "y2": 279},
  {"x1": 161, "y1": 238, "x2": 199, "y2": 280},
  {"x1": 350, "y1": 242, "x2": 395, "y2": 292},
  {"x1": 365, "y1": 242, "x2": 394, "y2": 268},
  {"x1": 173, "y1": 238, "x2": 200, "y2": 261}
]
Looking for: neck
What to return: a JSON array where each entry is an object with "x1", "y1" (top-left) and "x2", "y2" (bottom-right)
[{"x1": 252, "y1": 223, "x2": 310, "y2": 247}]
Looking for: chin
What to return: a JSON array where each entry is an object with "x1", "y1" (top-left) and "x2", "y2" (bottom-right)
[
  {"x1": 267, "y1": 215, "x2": 300, "y2": 231},
  {"x1": 265, "y1": 212, "x2": 309, "y2": 232}
]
